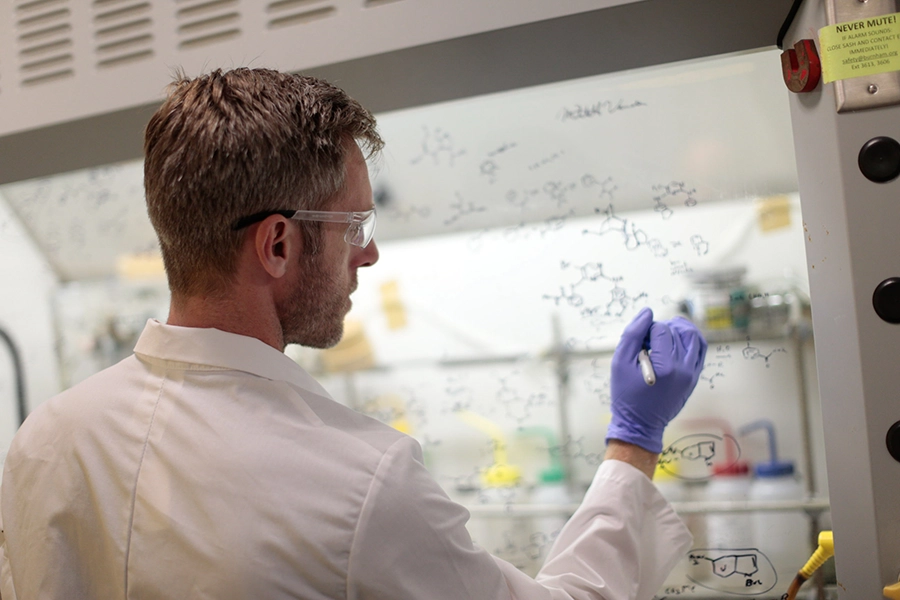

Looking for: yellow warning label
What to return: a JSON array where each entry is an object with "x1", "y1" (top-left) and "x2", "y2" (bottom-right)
[{"x1": 819, "y1": 13, "x2": 900, "y2": 83}]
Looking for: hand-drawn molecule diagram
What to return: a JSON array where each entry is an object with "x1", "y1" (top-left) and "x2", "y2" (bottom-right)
[
  {"x1": 581, "y1": 357, "x2": 612, "y2": 405},
  {"x1": 552, "y1": 435, "x2": 604, "y2": 467},
  {"x1": 583, "y1": 204, "x2": 668, "y2": 258},
  {"x1": 505, "y1": 188, "x2": 540, "y2": 213},
  {"x1": 480, "y1": 160, "x2": 500, "y2": 184},
  {"x1": 670, "y1": 260, "x2": 693, "y2": 276},
  {"x1": 580, "y1": 174, "x2": 618, "y2": 204},
  {"x1": 660, "y1": 438, "x2": 717, "y2": 468},
  {"x1": 444, "y1": 193, "x2": 488, "y2": 226},
  {"x1": 543, "y1": 261, "x2": 648, "y2": 319},
  {"x1": 542, "y1": 180, "x2": 578, "y2": 208},
  {"x1": 409, "y1": 126, "x2": 467, "y2": 166},
  {"x1": 383, "y1": 204, "x2": 432, "y2": 222},
  {"x1": 478, "y1": 142, "x2": 519, "y2": 184},
  {"x1": 699, "y1": 345, "x2": 732, "y2": 389},
  {"x1": 442, "y1": 375, "x2": 475, "y2": 413},
  {"x1": 700, "y1": 367, "x2": 725, "y2": 390},
  {"x1": 742, "y1": 339, "x2": 787, "y2": 367},
  {"x1": 494, "y1": 373, "x2": 551, "y2": 424},
  {"x1": 536, "y1": 210, "x2": 575, "y2": 237},
  {"x1": 687, "y1": 548, "x2": 776, "y2": 594},
  {"x1": 659, "y1": 433, "x2": 742, "y2": 479},
  {"x1": 358, "y1": 388, "x2": 428, "y2": 432},
  {"x1": 690, "y1": 234, "x2": 710, "y2": 256},
  {"x1": 653, "y1": 181, "x2": 699, "y2": 214},
  {"x1": 692, "y1": 552, "x2": 761, "y2": 582}
]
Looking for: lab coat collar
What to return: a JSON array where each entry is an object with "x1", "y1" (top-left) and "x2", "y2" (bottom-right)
[{"x1": 133, "y1": 319, "x2": 331, "y2": 398}]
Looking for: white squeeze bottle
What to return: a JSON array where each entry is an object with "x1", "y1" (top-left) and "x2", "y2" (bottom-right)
[
  {"x1": 700, "y1": 460, "x2": 752, "y2": 593},
  {"x1": 739, "y1": 419, "x2": 809, "y2": 585}
]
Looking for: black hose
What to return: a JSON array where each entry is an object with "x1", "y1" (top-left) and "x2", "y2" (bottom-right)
[
  {"x1": 0, "y1": 326, "x2": 27, "y2": 427},
  {"x1": 777, "y1": 0, "x2": 807, "y2": 49}
]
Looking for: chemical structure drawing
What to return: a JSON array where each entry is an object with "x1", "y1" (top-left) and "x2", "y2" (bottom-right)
[
  {"x1": 536, "y1": 211, "x2": 574, "y2": 237},
  {"x1": 581, "y1": 358, "x2": 612, "y2": 405},
  {"x1": 690, "y1": 234, "x2": 710, "y2": 256},
  {"x1": 441, "y1": 375, "x2": 475, "y2": 414},
  {"x1": 486, "y1": 141, "x2": 518, "y2": 158},
  {"x1": 742, "y1": 339, "x2": 787, "y2": 367},
  {"x1": 480, "y1": 159, "x2": 500, "y2": 184},
  {"x1": 659, "y1": 433, "x2": 742, "y2": 478},
  {"x1": 661, "y1": 439, "x2": 717, "y2": 467},
  {"x1": 382, "y1": 204, "x2": 432, "y2": 222},
  {"x1": 542, "y1": 180, "x2": 578, "y2": 208},
  {"x1": 700, "y1": 368, "x2": 725, "y2": 390},
  {"x1": 444, "y1": 193, "x2": 488, "y2": 226},
  {"x1": 543, "y1": 261, "x2": 648, "y2": 319},
  {"x1": 495, "y1": 373, "x2": 552, "y2": 424},
  {"x1": 699, "y1": 346, "x2": 732, "y2": 389},
  {"x1": 583, "y1": 204, "x2": 667, "y2": 260},
  {"x1": 581, "y1": 174, "x2": 617, "y2": 204},
  {"x1": 686, "y1": 549, "x2": 776, "y2": 594},
  {"x1": 562, "y1": 335, "x2": 610, "y2": 353},
  {"x1": 653, "y1": 181, "x2": 699, "y2": 210},
  {"x1": 552, "y1": 435, "x2": 604, "y2": 466},
  {"x1": 358, "y1": 387, "x2": 429, "y2": 432},
  {"x1": 505, "y1": 188, "x2": 540, "y2": 213},
  {"x1": 647, "y1": 238, "x2": 669, "y2": 258},
  {"x1": 669, "y1": 260, "x2": 692, "y2": 276},
  {"x1": 409, "y1": 126, "x2": 467, "y2": 166},
  {"x1": 527, "y1": 150, "x2": 565, "y2": 171},
  {"x1": 652, "y1": 197, "x2": 674, "y2": 220},
  {"x1": 692, "y1": 553, "x2": 758, "y2": 578}
]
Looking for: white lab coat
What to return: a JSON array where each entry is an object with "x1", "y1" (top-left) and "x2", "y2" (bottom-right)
[{"x1": 0, "y1": 320, "x2": 690, "y2": 599}]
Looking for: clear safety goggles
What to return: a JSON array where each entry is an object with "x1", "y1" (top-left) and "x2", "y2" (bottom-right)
[{"x1": 233, "y1": 208, "x2": 377, "y2": 248}]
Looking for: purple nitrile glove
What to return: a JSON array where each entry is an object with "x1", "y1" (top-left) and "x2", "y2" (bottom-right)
[{"x1": 606, "y1": 307, "x2": 708, "y2": 454}]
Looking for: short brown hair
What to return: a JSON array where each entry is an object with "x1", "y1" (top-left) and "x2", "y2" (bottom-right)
[{"x1": 143, "y1": 67, "x2": 383, "y2": 297}]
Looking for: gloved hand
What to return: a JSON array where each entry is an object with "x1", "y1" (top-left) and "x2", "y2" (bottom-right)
[{"x1": 606, "y1": 307, "x2": 707, "y2": 454}]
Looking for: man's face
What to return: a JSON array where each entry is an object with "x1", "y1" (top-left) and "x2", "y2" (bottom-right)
[{"x1": 278, "y1": 142, "x2": 379, "y2": 348}]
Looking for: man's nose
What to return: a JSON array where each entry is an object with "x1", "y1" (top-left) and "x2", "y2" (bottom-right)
[{"x1": 358, "y1": 239, "x2": 379, "y2": 267}]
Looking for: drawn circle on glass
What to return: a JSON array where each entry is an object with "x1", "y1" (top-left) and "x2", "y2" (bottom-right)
[{"x1": 658, "y1": 433, "x2": 742, "y2": 481}]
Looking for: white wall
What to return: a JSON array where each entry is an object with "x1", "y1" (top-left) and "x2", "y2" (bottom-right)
[{"x1": 0, "y1": 192, "x2": 61, "y2": 456}]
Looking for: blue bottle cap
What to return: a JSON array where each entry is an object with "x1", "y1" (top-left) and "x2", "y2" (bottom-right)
[{"x1": 755, "y1": 460, "x2": 795, "y2": 478}]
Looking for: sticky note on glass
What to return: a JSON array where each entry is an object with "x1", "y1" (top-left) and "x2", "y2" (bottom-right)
[
  {"x1": 819, "y1": 13, "x2": 900, "y2": 83},
  {"x1": 756, "y1": 195, "x2": 792, "y2": 232}
]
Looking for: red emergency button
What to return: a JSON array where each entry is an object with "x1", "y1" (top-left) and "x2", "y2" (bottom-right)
[{"x1": 781, "y1": 39, "x2": 821, "y2": 93}]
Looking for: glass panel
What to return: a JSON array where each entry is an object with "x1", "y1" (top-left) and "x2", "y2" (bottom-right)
[
  {"x1": 0, "y1": 46, "x2": 831, "y2": 598},
  {"x1": 339, "y1": 47, "x2": 828, "y2": 596}
]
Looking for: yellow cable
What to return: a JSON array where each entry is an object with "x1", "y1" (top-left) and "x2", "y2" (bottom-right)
[{"x1": 784, "y1": 531, "x2": 833, "y2": 600}]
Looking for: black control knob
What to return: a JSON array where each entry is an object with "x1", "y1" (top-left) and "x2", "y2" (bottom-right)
[
  {"x1": 858, "y1": 136, "x2": 900, "y2": 183},
  {"x1": 887, "y1": 421, "x2": 900, "y2": 463},
  {"x1": 873, "y1": 278, "x2": 900, "y2": 324}
]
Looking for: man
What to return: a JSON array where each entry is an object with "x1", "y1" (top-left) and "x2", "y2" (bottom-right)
[{"x1": 0, "y1": 68, "x2": 706, "y2": 599}]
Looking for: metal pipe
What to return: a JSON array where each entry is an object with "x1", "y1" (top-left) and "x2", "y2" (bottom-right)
[{"x1": 0, "y1": 325, "x2": 27, "y2": 426}]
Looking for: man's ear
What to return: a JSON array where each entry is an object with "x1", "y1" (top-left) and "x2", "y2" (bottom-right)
[{"x1": 254, "y1": 217, "x2": 296, "y2": 278}]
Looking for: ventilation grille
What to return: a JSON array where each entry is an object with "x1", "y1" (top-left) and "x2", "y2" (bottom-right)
[
  {"x1": 92, "y1": 0, "x2": 153, "y2": 68},
  {"x1": 15, "y1": 0, "x2": 74, "y2": 86},
  {"x1": 266, "y1": 0, "x2": 336, "y2": 29},
  {"x1": 177, "y1": 0, "x2": 241, "y2": 49}
]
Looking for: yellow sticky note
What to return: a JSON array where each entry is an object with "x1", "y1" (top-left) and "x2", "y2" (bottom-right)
[
  {"x1": 756, "y1": 195, "x2": 792, "y2": 232},
  {"x1": 819, "y1": 13, "x2": 900, "y2": 83}
]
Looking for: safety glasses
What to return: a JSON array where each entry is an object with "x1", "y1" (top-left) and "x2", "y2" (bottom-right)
[{"x1": 232, "y1": 209, "x2": 377, "y2": 248}]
